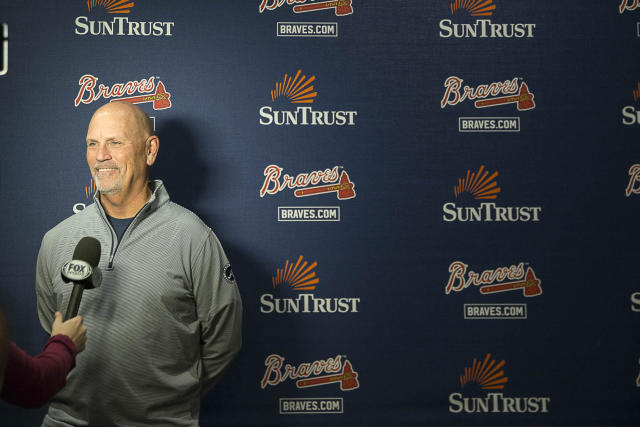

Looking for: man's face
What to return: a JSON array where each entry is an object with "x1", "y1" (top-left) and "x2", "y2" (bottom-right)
[{"x1": 86, "y1": 105, "x2": 149, "y2": 196}]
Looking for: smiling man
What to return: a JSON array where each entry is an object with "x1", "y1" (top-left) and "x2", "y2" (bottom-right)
[{"x1": 35, "y1": 102, "x2": 242, "y2": 426}]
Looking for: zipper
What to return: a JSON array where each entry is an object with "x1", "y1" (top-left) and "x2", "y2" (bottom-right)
[
  {"x1": 104, "y1": 218, "x2": 117, "y2": 271},
  {"x1": 99, "y1": 196, "x2": 154, "y2": 270},
  {"x1": 94, "y1": 184, "x2": 156, "y2": 270}
]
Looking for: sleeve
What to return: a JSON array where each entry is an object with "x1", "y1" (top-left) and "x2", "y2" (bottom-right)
[
  {"x1": 0, "y1": 335, "x2": 76, "y2": 408},
  {"x1": 191, "y1": 230, "x2": 242, "y2": 395},
  {"x1": 0, "y1": 310, "x2": 8, "y2": 395},
  {"x1": 35, "y1": 237, "x2": 57, "y2": 335}
]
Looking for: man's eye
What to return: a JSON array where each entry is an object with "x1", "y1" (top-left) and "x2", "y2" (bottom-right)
[{"x1": 87, "y1": 142, "x2": 96, "y2": 147}]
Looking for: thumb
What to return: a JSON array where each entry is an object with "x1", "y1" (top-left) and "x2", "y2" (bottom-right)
[{"x1": 53, "y1": 311, "x2": 63, "y2": 324}]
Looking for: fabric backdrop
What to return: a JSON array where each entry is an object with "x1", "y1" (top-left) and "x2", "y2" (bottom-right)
[{"x1": 0, "y1": 1, "x2": 638, "y2": 425}]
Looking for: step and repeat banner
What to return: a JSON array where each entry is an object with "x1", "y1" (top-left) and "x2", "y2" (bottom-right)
[{"x1": 0, "y1": 1, "x2": 639, "y2": 425}]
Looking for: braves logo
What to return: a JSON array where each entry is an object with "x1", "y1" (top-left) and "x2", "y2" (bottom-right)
[
  {"x1": 75, "y1": 74, "x2": 172, "y2": 110},
  {"x1": 261, "y1": 354, "x2": 359, "y2": 390},
  {"x1": 626, "y1": 164, "x2": 640, "y2": 197},
  {"x1": 259, "y1": 0, "x2": 354, "y2": 16},
  {"x1": 260, "y1": 165, "x2": 356, "y2": 200},
  {"x1": 441, "y1": 76, "x2": 535, "y2": 111},
  {"x1": 445, "y1": 261, "x2": 542, "y2": 297},
  {"x1": 620, "y1": 0, "x2": 640, "y2": 13}
]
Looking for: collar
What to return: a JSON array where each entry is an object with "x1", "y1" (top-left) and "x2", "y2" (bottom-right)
[{"x1": 93, "y1": 179, "x2": 171, "y2": 220}]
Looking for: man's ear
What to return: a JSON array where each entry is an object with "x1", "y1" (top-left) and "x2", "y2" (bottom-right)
[{"x1": 145, "y1": 135, "x2": 160, "y2": 166}]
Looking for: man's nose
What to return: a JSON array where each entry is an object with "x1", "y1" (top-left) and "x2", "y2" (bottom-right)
[{"x1": 95, "y1": 143, "x2": 111, "y2": 161}]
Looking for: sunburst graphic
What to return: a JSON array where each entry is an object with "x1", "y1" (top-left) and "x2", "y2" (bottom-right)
[
  {"x1": 460, "y1": 353, "x2": 508, "y2": 390},
  {"x1": 634, "y1": 81, "x2": 640, "y2": 103},
  {"x1": 453, "y1": 165, "x2": 500, "y2": 200},
  {"x1": 450, "y1": 0, "x2": 496, "y2": 16},
  {"x1": 87, "y1": 0, "x2": 134, "y2": 14},
  {"x1": 271, "y1": 69, "x2": 317, "y2": 104},
  {"x1": 84, "y1": 178, "x2": 96, "y2": 199},
  {"x1": 272, "y1": 255, "x2": 319, "y2": 291}
]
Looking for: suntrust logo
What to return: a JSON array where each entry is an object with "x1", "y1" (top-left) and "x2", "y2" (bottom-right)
[
  {"x1": 449, "y1": 354, "x2": 550, "y2": 413},
  {"x1": 87, "y1": 0, "x2": 134, "y2": 14},
  {"x1": 259, "y1": 70, "x2": 357, "y2": 126},
  {"x1": 75, "y1": 0, "x2": 175, "y2": 36},
  {"x1": 440, "y1": 1, "x2": 535, "y2": 38},
  {"x1": 73, "y1": 179, "x2": 96, "y2": 213},
  {"x1": 450, "y1": 0, "x2": 495, "y2": 16},
  {"x1": 260, "y1": 255, "x2": 360, "y2": 314},
  {"x1": 632, "y1": 291, "x2": 640, "y2": 311},
  {"x1": 622, "y1": 82, "x2": 640, "y2": 125},
  {"x1": 443, "y1": 166, "x2": 542, "y2": 222},
  {"x1": 74, "y1": 74, "x2": 172, "y2": 110}
]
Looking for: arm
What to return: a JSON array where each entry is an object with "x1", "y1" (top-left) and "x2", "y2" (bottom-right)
[
  {"x1": 0, "y1": 335, "x2": 76, "y2": 408},
  {"x1": 192, "y1": 231, "x2": 242, "y2": 395},
  {"x1": 0, "y1": 310, "x2": 8, "y2": 394},
  {"x1": 0, "y1": 311, "x2": 86, "y2": 408}
]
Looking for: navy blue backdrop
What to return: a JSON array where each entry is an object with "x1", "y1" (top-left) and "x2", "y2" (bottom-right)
[{"x1": 1, "y1": 0, "x2": 639, "y2": 425}]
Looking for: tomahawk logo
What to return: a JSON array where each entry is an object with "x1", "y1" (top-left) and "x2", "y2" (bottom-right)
[
  {"x1": 260, "y1": 164, "x2": 356, "y2": 200},
  {"x1": 0, "y1": 24, "x2": 7, "y2": 76},
  {"x1": 441, "y1": 77, "x2": 535, "y2": 111},
  {"x1": 442, "y1": 166, "x2": 542, "y2": 222},
  {"x1": 620, "y1": 0, "x2": 640, "y2": 13},
  {"x1": 259, "y1": 0, "x2": 354, "y2": 16},
  {"x1": 73, "y1": 179, "x2": 96, "y2": 213},
  {"x1": 260, "y1": 255, "x2": 360, "y2": 314},
  {"x1": 75, "y1": 0, "x2": 175, "y2": 36},
  {"x1": 445, "y1": 260, "x2": 542, "y2": 297},
  {"x1": 74, "y1": 74, "x2": 172, "y2": 110},
  {"x1": 259, "y1": 70, "x2": 357, "y2": 126},
  {"x1": 261, "y1": 354, "x2": 359, "y2": 391},
  {"x1": 622, "y1": 82, "x2": 640, "y2": 125},
  {"x1": 449, "y1": 353, "x2": 551, "y2": 413},
  {"x1": 440, "y1": 0, "x2": 535, "y2": 38}
]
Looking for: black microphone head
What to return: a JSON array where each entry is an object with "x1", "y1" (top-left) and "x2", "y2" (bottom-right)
[
  {"x1": 73, "y1": 236, "x2": 101, "y2": 267},
  {"x1": 61, "y1": 237, "x2": 102, "y2": 285}
]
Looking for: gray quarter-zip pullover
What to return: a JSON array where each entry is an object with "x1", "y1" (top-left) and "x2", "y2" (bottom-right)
[{"x1": 36, "y1": 180, "x2": 242, "y2": 426}]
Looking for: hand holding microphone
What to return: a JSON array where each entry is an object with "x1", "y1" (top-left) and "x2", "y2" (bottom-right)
[
  {"x1": 61, "y1": 237, "x2": 102, "y2": 321},
  {"x1": 51, "y1": 312, "x2": 87, "y2": 353}
]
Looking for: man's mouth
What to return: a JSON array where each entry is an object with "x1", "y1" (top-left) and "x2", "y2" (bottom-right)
[{"x1": 94, "y1": 165, "x2": 119, "y2": 173}]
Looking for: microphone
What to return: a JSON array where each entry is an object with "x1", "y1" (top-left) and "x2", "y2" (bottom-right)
[{"x1": 61, "y1": 237, "x2": 102, "y2": 320}]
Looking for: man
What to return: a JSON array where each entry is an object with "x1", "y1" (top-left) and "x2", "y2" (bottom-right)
[
  {"x1": 36, "y1": 102, "x2": 242, "y2": 426},
  {"x1": 1, "y1": 309, "x2": 87, "y2": 408}
]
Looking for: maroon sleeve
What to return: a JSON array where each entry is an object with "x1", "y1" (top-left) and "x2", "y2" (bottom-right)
[{"x1": 0, "y1": 335, "x2": 77, "y2": 408}]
